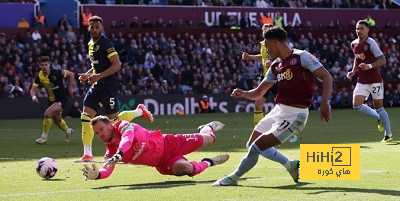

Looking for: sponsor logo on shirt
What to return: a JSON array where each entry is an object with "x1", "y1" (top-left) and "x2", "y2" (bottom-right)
[
  {"x1": 277, "y1": 69, "x2": 293, "y2": 82},
  {"x1": 132, "y1": 142, "x2": 146, "y2": 160}
]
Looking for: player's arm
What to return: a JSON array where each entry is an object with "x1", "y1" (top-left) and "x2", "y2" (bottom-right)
[
  {"x1": 30, "y1": 78, "x2": 40, "y2": 103},
  {"x1": 105, "y1": 121, "x2": 135, "y2": 168},
  {"x1": 313, "y1": 67, "x2": 333, "y2": 122},
  {"x1": 87, "y1": 54, "x2": 121, "y2": 85},
  {"x1": 242, "y1": 52, "x2": 263, "y2": 62},
  {"x1": 82, "y1": 161, "x2": 116, "y2": 180},
  {"x1": 64, "y1": 70, "x2": 75, "y2": 97},
  {"x1": 231, "y1": 81, "x2": 274, "y2": 101},
  {"x1": 78, "y1": 67, "x2": 93, "y2": 84},
  {"x1": 359, "y1": 55, "x2": 386, "y2": 71}
]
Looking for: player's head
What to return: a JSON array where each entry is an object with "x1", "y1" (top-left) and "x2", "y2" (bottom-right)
[
  {"x1": 263, "y1": 26, "x2": 288, "y2": 60},
  {"x1": 91, "y1": 115, "x2": 114, "y2": 143},
  {"x1": 356, "y1": 20, "x2": 369, "y2": 39},
  {"x1": 88, "y1": 15, "x2": 103, "y2": 39},
  {"x1": 37, "y1": 56, "x2": 50, "y2": 74}
]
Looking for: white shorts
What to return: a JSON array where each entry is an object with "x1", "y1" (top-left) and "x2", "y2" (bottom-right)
[
  {"x1": 254, "y1": 104, "x2": 309, "y2": 143},
  {"x1": 353, "y1": 82, "x2": 384, "y2": 100}
]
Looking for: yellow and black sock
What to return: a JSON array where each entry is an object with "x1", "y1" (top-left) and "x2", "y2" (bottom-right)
[
  {"x1": 254, "y1": 110, "x2": 264, "y2": 126},
  {"x1": 42, "y1": 116, "x2": 52, "y2": 134},
  {"x1": 81, "y1": 113, "x2": 93, "y2": 146},
  {"x1": 118, "y1": 110, "x2": 136, "y2": 122},
  {"x1": 55, "y1": 119, "x2": 69, "y2": 132}
]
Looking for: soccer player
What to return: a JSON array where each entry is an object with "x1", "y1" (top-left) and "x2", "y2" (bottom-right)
[
  {"x1": 75, "y1": 16, "x2": 153, "y2": 163},
  {"x1": 347, "y1": 20, "x2": 393, "y2": 142},
  {"x1": 81, "y1": 116, "x2": 229, "y2": 180},
  {"x1": 30, "y1": 56, "x2": 75, "y2": 144},
  {"x1": 241, "y1": 23, "x2": 276, "y2": 126},
  {"x1": 212, "y1": 26, "x2": 333, "y2": 186}
]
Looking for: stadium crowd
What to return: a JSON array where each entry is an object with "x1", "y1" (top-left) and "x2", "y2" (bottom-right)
[{"x1": 1, "y1": 19, "x2": 400, "y2": 109}]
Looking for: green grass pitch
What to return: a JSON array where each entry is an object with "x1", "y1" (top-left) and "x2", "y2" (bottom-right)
[{"x1": 0, "y1": 108, "x2": 399, "y2": 200}]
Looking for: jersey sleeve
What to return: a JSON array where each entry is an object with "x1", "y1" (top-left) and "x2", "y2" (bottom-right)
[
  {"x1": 98, "y1": 162, "x2": 116, "y2": 179},
  {"x1": 368, "y1": 38, "x2": 384, "y2": 57},
  {"x1": 116, "y1": 121, "x2": 135, "y2": 154},
  {"x1": 300, "y1": 51, "x2": 323, "y2": 72},
  {"x1": 104, "y1": 39, "x2": 118, "y2": 59},
  {"x1": 264, "y1": 67, "x2": 277, "y2": 83},
  {"x1": 33, "y1": 76, "x2": 40, "y2": 87}
]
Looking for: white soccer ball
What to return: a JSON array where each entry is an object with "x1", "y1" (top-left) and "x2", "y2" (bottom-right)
[{"x1": 36, "y1": 157, "x2": 58, "y2": 179}]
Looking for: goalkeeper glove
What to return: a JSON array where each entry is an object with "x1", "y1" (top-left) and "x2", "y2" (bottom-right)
[
  {"x1": 82, "y1": 164, "x2": 100, "y2": 180},
  {"x1": 106, "y1": 151, "x2": 123, "y2": 168}
]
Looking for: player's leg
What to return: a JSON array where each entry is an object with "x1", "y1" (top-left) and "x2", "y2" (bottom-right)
[
  {"x1": 75, "y1": 86, "x2": 100, "y2": 162},
  {"x1": 253, "y1": 97, "x2": 266, "y2": 126},
  {"x1": 247, "y1": 107, "x2": 290, "y2": 167},
  {"x1": 352, "y1": 83, "x2": 380, "y2": 120},
  {"x1": 213, "y1": 105, "x2": 307, "y2": 186},
  {"x1": 118, "y1": 104, "x2": 154, "y2": 122},
  {"x1": 36, "y1": 105, "x2": 54, "y2": 144},
  {"x1": 75, "y1": 106, "x2": 96, "y2": 162},
  {"x1": 371, "y1": 84, "x2": 393, "y2": 142},
  {"x1": 197, "y1": 121, "x2": 225, "y2": 146},
  {"x1": 51, "y1": 101, "x2": 73, "y2": 143}
]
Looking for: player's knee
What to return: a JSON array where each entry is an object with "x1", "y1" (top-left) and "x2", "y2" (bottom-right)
[
  {"x1": 81, "y1": 112, "x2": 92, "y2": 122},
  {"x1": 353, "y1": 105, "x2": 362, "y2": 110},
  {"x1": 172, "y1": 161, "x2": 193, "y2": 176}
]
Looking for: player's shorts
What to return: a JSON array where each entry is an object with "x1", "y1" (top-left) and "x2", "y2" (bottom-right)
[
  {"x1": 155, "y1": 133, "x2": 204, "y2": 175},
  {"x1": 254, "y1": 104, "x2": 309, "y2": 143},
  {"x1": 49, "y1": 98, "x2": 68, "y2": 110},
  {"x1": 353, "y1": 82, "x2": 384, "y2": 100},
  {"x1": 83, "y1": 83, "x2": 119, "y2": 114}
]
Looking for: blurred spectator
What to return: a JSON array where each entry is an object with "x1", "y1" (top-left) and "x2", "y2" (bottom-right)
[
  {"x1": 17, "y1": 17, "x2": 30, "y2": 28},
  {"x1": 34, "y1": 10, "x2": 46, "y2": 28},
  {"x1": 364, "y1": 15, "x2": 377, "y2": 29},
  {"x1": 67, "y1": 101, "x2": 82, "y2": 118},
  {"x1": 57, "y1": 14, "x2": 72, "y2": 28},
  {"x1": 119, "y1": 20, "x2": 127, "y2": 28},
  {"x1": 129, "y1": 17, "x2": 140, "y2": 28},
  {"x1": 31, "y1": 29, "x2": 41, "y2": 41},
  {"x1": 274, "y1": 11, "x2": 283, "y2": 28},
  {"x1": 110, "y1": 20, "x2": 117, "y2": 28},
  {"x1": 261, "y1": 12, "x2": 273, "y2": 25},
  {"x1": 81, "y1": 8, "x2": 92, "y2": 28},
  {"x1": 240, "y1": 12, "x2": 251, "y2": 29},
  {"x1": 141, "y1": 19, "x2": 154, "y2": 28},
  {"x1": 198, "y1": 95, "x2": 213, "y2": 113}
]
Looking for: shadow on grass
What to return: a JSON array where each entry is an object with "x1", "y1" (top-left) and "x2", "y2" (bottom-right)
[
  {"x1": 246, "y1": 182, "x2": 400, "y2": 197},
  {"x1": 93, "y1": 177, "x2": 260, "y2": 190}
]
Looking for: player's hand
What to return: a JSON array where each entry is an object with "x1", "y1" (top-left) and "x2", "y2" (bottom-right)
[
  {"x1": 358, "y1": 63, "x2": 372, "y2": 71},
  {"x1": 32, "y1": 95, "x2": 39, "y2": 104},
  {"x1": 242, "y1": 52, "x2": 250, "y2": 60},
  {"x1": 78, "y1": 73, "x2": 92, "y2": 84},
  {"x1": 231, "y1": 88, "x2": 245, "y2": 99},
  {"x1": 319, "y1": 101, "x2": 331, "y2": 123},
  {"x1": 346, "y1": 71, "x2": 355, "y2": 79},
  {"x1": 87, "y1": 74, "x2": 102, "y2": 85},
  {"x1": 82, "y1": 164, "x2": 99, "y2": 180},
  {"x1": 106, "y1": 151, "x2": 123, "y2": 169},
  {"x1": 264, "y1": 60, "x2": 272, "y2": 67}
]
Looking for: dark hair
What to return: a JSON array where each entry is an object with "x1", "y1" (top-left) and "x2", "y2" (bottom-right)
[
  {"x1": 37, "y1": 56, "x2": 50, "y2": 64},
  {"x1": 91, "y1": 115, "x2": 110, "y2": 126},
  {"x1": 356, "y1": 20, "x2": 369, "y2": 28},
  {"x1": 89, "y1": 15, "x2": 103, "y2": 24},
  {"x1": 263, "y1": 26, "x2": 287, "y2": 42}
]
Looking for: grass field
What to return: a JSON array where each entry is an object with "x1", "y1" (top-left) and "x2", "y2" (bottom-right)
[{"x1": 0, "y1": 108, "x2": 399, "y2": 200}]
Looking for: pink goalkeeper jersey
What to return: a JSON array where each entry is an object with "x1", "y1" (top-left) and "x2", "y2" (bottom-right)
[{"x1": 98, "y1": 120, "x2": 164, "y2": 179}]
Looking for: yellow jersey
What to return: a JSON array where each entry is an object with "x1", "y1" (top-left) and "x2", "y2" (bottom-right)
[{"x1": 260, "y1": 40, "x2": 269, "y2": 76}]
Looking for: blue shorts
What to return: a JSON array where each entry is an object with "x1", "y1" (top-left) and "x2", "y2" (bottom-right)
[{"x1": 83, "y1": 83, "x2": 119, "y2": 114}]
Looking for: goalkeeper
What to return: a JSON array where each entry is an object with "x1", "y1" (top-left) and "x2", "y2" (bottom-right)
[{"x1": 82, "y1": 116, "x2": 229, "y2": 180}]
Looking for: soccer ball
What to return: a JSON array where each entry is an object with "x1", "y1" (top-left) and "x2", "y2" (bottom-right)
[{"x1": 36, "y1": 157, "x2": 58, "y2": 179}]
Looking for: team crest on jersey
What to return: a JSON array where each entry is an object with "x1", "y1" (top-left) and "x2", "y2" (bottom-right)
[
  {"x1": 94, "y1": 45, "x2": 100, "y2": 52},
  {"x1": 364, "y1": 45, "x2": 368, "y2": 51},
  {"x1": 290, "y1": 58, "x2": 298, "y2": 65},
  {"x1": 52, "y1": 76, "x2": 57, "y2": 81},
  {"x1": 355, "y1": 53, "x2": 365, "y2": 60},
  {"x1": 277, "y1": 69, "x2": 293, "y2": 82}
]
